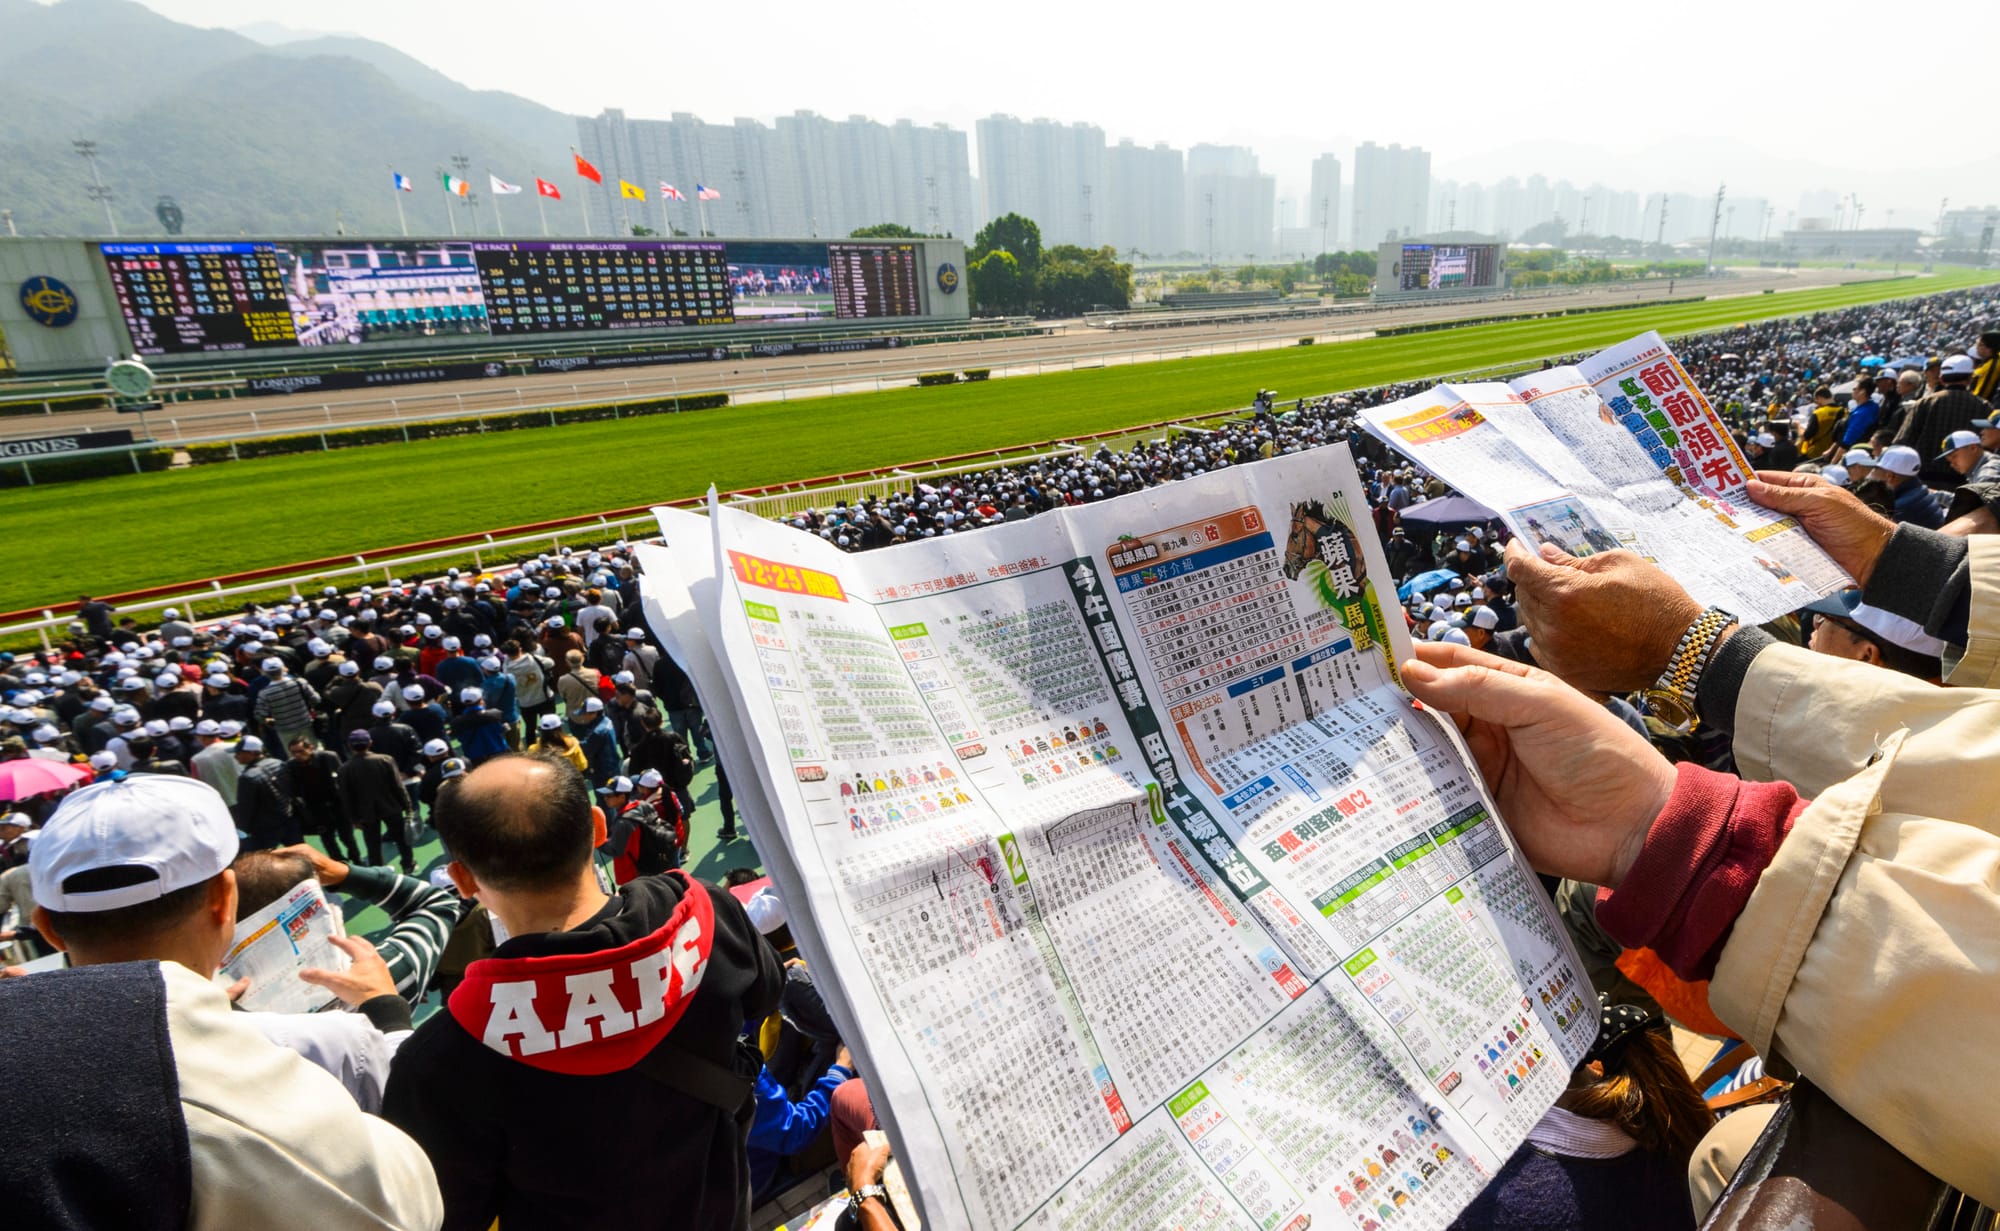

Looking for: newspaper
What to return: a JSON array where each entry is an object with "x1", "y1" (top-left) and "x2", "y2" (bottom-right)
[
  {"x1": 1359, "y1": 330, "x2": 1849, "y2": 624},
  {"x1": 639, "y1": 443, "x2": 1598, "y2": 1231},
  {"x1": 218, "y1": 878, "x2": 350, "y2": 1014}
]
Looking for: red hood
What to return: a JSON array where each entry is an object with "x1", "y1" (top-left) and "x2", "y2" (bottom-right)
[{"x1": 447, "y1": 874, "x2": 715, "y2": 1076}]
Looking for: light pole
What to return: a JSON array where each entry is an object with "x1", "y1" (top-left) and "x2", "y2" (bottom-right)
[
  {"x1": 74, "y1": 139, "x2": 117, "y2": 236},
  {"x1": 1703, "y1": 184, "x2": 1725, "y2": 275}
]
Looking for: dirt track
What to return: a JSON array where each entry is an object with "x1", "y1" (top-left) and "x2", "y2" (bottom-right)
[{"x1": 2, "y1": 267, "x2": 1886, "y2": 443}]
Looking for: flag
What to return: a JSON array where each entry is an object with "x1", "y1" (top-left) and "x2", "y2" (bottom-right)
[
  {"x1": 443, "y1": 173, "x2": 470, "y2": 197},
  {"x1": 535, "y1": 177, "x2": 562, "y2": 200},
  {"x1": 696, "y1": 184, "x2": 722, "y2": 201},
  {"x1": 660, "y1": 182, "x2": 685, "y2": 201},
  {"x1": 619, "y1": 180, "x2": 646, "y2": 201},
  {"x1": 393, "y1": 172, "x2": 414, "y2": 192},
  {"x1": 490, "y1": 174, "x2": 523, "y2": 195},
  {"x1": 574, "y1": 151, "x2": 602, "y2": 183}
]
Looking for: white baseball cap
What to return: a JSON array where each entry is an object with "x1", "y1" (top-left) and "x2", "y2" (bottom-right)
[
  {"x1": 422, "y1": 738, "x2": 451, "y2": 757},
  {"x1": 442, "y1": 637, "x2": 462, "y2": 651},
  {"x1": 597, "y1": 776, "x2": 634, "y2": 796},
  {"x1": 371, "y1": 699, "x2": 397, "y2": 717},
  {"x1": 1942, "y1": 354, "x2": 1976, "y2": 378},
  {"x1": 478, "y1": 656, "x2": 502, "y2": 672},
  {"x1": 373, "y1": 656, "x2": 396, "y2": 671},
  {"x1": 635, "y1": 768, "x2": 665, "y2": 789},
  {"x1": 1468, "y1": 606, "x2": 1499, "y2": 630},
  {"x1": 238, "y1": 735, "x2": 264, "y2": 754},
  {"x1": 1842, "y1": 448, "x2": 1876, "y2": 469},
  {"x1": 1821, "y1": 464, "x2": 1852, "y2": 487},
  {"x1": 744, "y1": 886, "x2": 787, "y2": 936},
  {"x1": 402, "y1": 684, "x2": 427, "y2": 702},
  {"x1": 458, "y1": 687, "x2": 484, "y2": 703},
  {"x1": 193, "y1": 719, "x2": 221, "y2": 736},
  {"x1": 88, "y1": 751, "x2": 118, "y2": 771},
  {"x1": 1941, "y1": 430, "x2": 1983, "y2": 455},
  {"x1": 260, "y1": 657, "x2": 284, "y2": 674},
  {"x1": 1874, "y1": 445, "x2": 1923, "y2": 477},
  {"x1": 582, "y1": 697, "x2": 605, "y2": 714},
  {"x1": 217, "y1": 720, "x2": 244, "y2": 737},
  {"x1": 337, "y1": 661, "x2": 360, "y2": 677},
  {"x1": 537, "y1": 714, "x2": 563, "y2": 731},
  {"x1": 30, "y1": 776, "x2": 241, "y2": 913}
]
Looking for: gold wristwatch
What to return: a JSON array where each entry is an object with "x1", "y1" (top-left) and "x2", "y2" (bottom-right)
[{"x1": 1641, "y1": 607, "x2": 1736, "y2": 731}]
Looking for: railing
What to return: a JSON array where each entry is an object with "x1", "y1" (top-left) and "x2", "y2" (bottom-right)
[{"x1": 0, "y1": 317, "x2": 1049, "y2": 408}]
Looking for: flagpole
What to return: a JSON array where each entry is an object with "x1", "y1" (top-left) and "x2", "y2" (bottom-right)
[
  {"x1": 660, "y1": 191, "x2": 669, "y2": 238},
  {"x1": 439, "y1": 168, "x2": 457, "y2": 237},
  {"x1": 488, "y1": 171, "x2": 504, "y2": 237},
  {"x1": 534, "y1": 173, "x2": 548, "y2": 237},
  {"x1": 390, "y1": 165, "x2": 408, "y2": 237},
  {"x1": 581, "y1": 184, "x2": 592, "y2": 236}
]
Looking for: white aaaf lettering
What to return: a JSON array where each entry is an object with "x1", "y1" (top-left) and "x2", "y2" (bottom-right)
[
  {"x1": 557, "y1": 969, "x2": 637, "y2": 1047},
  {"x1": 631, "y1": 943, "x2": 674, "y2": 1029},
  {"x1": 669, "y1": 914, "x2": 708, "y2": 1002},
  {"x1": 484, "y1": 980, "x2": 556, "y2": 1056}
]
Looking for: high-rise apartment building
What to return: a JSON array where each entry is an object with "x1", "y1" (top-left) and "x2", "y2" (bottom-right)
[
  {"x1": 1351, "y1": 142, "x2": 1430, "y2": 245},
  {"x1": 1306, "y1": 154, "x2": 1341, "y2": 254},
  {"x1": 574, "y1": 108, "x2": 974, "y2": 239},
  {"x1": 1103, "y1": 140, "x2": 1185, "y2": 255},
  {"x1": 1186, "y1": 144, "x2": 1275, "y2": 259},
  {"x1": 975, "y1": 116, "x2": 1106, "y2": 247}
]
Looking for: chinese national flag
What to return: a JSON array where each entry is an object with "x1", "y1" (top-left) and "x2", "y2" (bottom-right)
[
  {"x1": 573, "y1": 152, "x2": 603, "y2": 184},
  {"x1": 536, "y1": 177, "x2": 562, "y2": 200}
]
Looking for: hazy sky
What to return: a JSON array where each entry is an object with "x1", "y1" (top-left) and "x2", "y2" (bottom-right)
[{"x1": 123, "y1": 0, "x2": 1996, "y2": 219}]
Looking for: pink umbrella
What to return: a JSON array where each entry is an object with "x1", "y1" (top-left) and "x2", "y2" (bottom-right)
[{"x1": 0, "y1": 758, "x2": 90, "y2": 801}]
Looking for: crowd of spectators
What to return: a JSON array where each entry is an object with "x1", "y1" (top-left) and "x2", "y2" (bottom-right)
[{"x1": 3, "y1": 280, "x2": 1999, "y2": 1229}]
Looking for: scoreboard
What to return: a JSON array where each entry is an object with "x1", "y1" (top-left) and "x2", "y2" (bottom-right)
[
  {"x1": 828, "y1": 242, "x2": 922, "y2": 318},
  {"x1": 84, "y1": 235, "x2": 957, "y2": 365},
  {"x1": 103, "y1": 242, "x2": 299, "y2": 354},
  {"x1": 474, "y1": 241, "x2": 735, "y2": 334}
]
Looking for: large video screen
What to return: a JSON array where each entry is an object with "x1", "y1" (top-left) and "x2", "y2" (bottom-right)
[
  {"x1": 1396, "y1": 243, "x2": 1500, "y2": 292},
  {"x1": 101, "y1": 238, "x2": 926, "y2": 357}
]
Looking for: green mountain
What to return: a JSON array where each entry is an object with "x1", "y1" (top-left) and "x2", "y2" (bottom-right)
[{"x1": 0, "y1": 0, "x2": 584, "y2": 238}]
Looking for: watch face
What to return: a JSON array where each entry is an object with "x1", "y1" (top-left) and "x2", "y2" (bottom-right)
[{"x1": 1641, "y1": 690, "x2": 1695, "y2": 731}]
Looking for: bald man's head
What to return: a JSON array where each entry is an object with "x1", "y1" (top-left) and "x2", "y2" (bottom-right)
[{"x1": 434, "y1": 753, "x2": 595, "y2": 891}]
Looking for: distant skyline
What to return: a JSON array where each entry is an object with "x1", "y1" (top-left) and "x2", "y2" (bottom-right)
[{"x1": 93, "y1": 0, "x2": 2000, "y2": 225}]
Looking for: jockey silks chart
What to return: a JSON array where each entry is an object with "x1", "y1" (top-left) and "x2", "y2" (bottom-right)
[{"x1": 637, "y1": 445, "x2": 1595, "y2": 1231}]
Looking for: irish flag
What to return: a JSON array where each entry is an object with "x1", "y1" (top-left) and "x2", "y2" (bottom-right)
[{"x1": 443, "y1": 172, "x2": 470, "y2": 197}]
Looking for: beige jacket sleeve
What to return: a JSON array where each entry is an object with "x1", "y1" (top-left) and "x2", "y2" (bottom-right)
[
  {"x1": 1716, "y1": 641, "x2": 2000, "y2": 1206},
  {"x1": 1944, "y1": 534, "x2": 2000, "y2": 689},
  {"x1": 160, "y1": 962, "x2": 443, "y2": 1230}
]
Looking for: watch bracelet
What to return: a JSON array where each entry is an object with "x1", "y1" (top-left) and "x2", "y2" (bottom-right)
[{"x1": 1655, "y1": 607, "x2": 1735, "y2": 698}]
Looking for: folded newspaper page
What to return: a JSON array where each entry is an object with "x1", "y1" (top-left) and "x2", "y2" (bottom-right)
[
  {"x1": 1360, "y1": 330, "x2": 1849, "y2": 623},
  {"x1": 640, "y1": 446, "x2": 1596, "y2": 1231},
  {"x1": 218, "y1": 878, "x2": 349, "y2": 1014}
]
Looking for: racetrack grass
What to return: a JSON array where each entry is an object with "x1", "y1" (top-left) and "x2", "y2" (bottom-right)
[{"x1": 3, "y1": 268, "x2": 1992, "y2": 608}]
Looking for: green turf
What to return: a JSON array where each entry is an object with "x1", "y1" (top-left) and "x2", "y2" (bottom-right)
[{"x1": 3, "y1": 268, "x2": 1992, "y2": 607}]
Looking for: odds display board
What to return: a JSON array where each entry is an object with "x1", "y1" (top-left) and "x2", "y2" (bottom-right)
[{"x1": 98, "y1": 237, "x2": 932, "y2": 358}]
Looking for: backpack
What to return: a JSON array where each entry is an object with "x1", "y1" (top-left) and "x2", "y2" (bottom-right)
[{"x1": 624, "y1": 801, "x2": 682, "y2": 876}]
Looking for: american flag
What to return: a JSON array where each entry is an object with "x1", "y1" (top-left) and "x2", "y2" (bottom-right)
[{"x1": 696, "y1": 184, "x2": 722, "y2": 201}]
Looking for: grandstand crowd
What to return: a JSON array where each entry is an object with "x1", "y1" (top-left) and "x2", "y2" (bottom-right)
[{"x1": 3, "y1": 282, "x2": 2000, "y2": 1229}]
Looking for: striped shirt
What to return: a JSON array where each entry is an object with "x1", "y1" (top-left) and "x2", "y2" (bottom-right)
[{"x1": 339, "y1": 863, "x2": 469, "y2": 1002}]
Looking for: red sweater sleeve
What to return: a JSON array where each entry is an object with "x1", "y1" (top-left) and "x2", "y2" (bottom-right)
[{"x1": 1595, "y1": 762, "x2": 1809, "y2": 982}]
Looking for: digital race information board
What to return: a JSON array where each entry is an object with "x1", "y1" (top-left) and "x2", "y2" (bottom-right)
[{"x1": 100, "y1": 238, "x2": 928, "y2": 357}]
